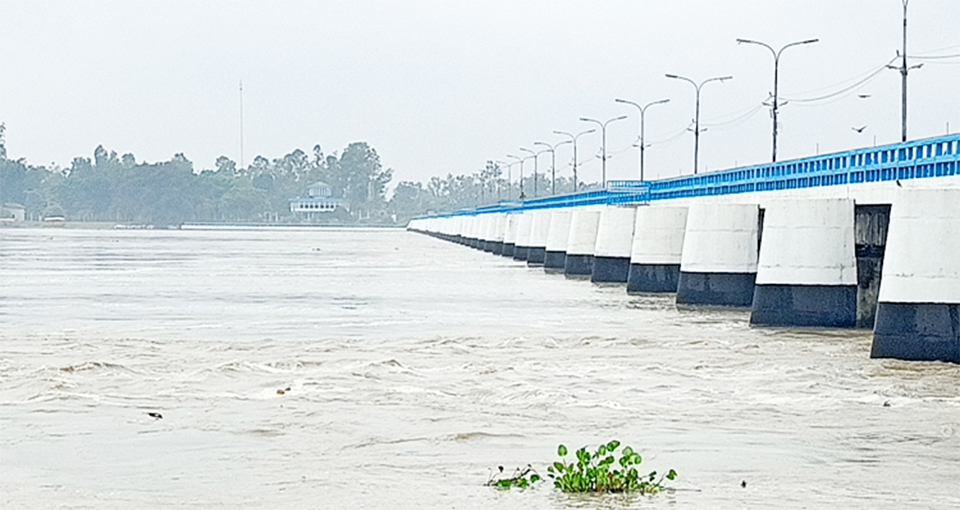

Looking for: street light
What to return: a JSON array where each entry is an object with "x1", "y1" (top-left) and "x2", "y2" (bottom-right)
[
  {"x1": 665, "y1": 73, "x2": 732, "y2": 174},
  {"x1": 554, "y1": 128, "x2": 595, "y2": 193},
  {"x1": 506, "y1": 154, "x2": 525, "y2": 199},
  {"x1": 737, "y1": 37, "x2": 818, "y2": 162},
  {"x1": 615, "y1": 97, "x2": 670, "y2": 181},
  {"x1": 534, "y1": 140, "x2": 572, "y2": 195},
  {"x1": 579, "y1": 115, "x2": 628, "y2": 187},
  {"x1": 520, "y1": 147, "x2": 549, "y2": 198}
]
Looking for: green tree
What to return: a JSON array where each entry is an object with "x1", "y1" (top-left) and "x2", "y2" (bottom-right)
[
  {"x1": 332, "y1": 142, "x2": 392, "y2": 221},
  {"x1": 215, "y1": 156, "x2": 238, "y2": 175},
  {"x1": 388, "y1": 181, "x2": 426, "y2": 222}
]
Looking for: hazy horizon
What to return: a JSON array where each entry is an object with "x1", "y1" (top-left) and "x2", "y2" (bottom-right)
[{"x1": 1, "y1": 0, "x2": 958, "y2": 187}]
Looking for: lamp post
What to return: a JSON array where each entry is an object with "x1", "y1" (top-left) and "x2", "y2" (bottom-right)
[
  {"x1": 519, "y1": 147, "x2": 540, "y2": 198},
  {"x1": 737, "y1": 38, "x2": 818, "y2": 162},
  {"x1": 506, "y1": 154, "x2": 525, "y2": 199},
  {"x1": 534, "y1": 140, "x2": 572, "y2": 195},
  {"x1": 615, "y1": 98, "x2": 670, "y2": 181},
  {"x1": 579, "y1": 115, "x2": 627, "y2": 187},
  {"x1": 665, "y1": 73, "x2": 732, "y2": 174},
  {"x1": 554, "y1": 128, "x2": 595, "y2": 193}
]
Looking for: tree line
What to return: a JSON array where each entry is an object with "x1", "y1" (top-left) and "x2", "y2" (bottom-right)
[{"x1": 0, "y1": 124, "x2": 597, "y2": 225}]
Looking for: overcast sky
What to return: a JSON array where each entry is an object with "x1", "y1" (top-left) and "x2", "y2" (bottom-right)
[{"x1": 1, "y1": 1, "x2": 958, "y2": 188}]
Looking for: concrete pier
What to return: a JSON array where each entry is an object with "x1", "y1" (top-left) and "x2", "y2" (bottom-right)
[
  {"x1": 465, "y1": 216, "x2": 479, "y2": 249},
  {"x1": 627, "y1": 206, "x2": 687, "y2": 293},
  {"x1": 502, "y1": 213, "x2": 518, "y2": 257},
  {"x1": 480, "y1": 214, "x2": 495, "y2": 252},
  {"x1": 455, "y1": 217, "x2": 466, "y2": 245},
  {"x1": 440, "y1": 217, "x2": 456, "y2": 244},
  {"x1": 491, "y1": 213, "x2": 507, "y2": 255},
  {"x1": 564, "y1": 208, "x2": 602, "y2": 279},
  {"x1": 513, "y1": 211, "x2": 535, "y2": 261},
  {"x1": 750, "y1": 199, "x2": 858, "y2": 327},
  {"x1": 676, "y1": 204, "x2": 759, "y2": 307},
  {"x1": 474, "y1": 215, "x2": 487, "y2": 251},
  {"x1": 527, "y1": 210, "x2": 552, "y2": 266},
  {"x1": 409, "y1": 134, "x2": 959, "y2": 364},
  {"x1": 485, "y1": 213, "x2": 501, "y2": 253},
  {"x1": 871, "y1": 190, "x2": 960, "y2": 362},
  {"x1": 544, "y1": 210, "x2": 573, "y2": 273},
  {"x1": 591, "y1": 206, "x2": 636, "y2": 283},
  {"x1": 854, "y1": 205, "x2": 891, "y2": 328}
]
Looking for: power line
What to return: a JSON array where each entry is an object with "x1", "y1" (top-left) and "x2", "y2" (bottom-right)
[
  {"x1": 646, "y1": 126, "x2": 692, "y2": 146},
  {"x1": 910, "y1": 53, "x2": 960, "y2": 60},
  {"x1": 701, "y1": 103, "x2": 765, "y2": 129},
  {"x1": 781, "y1": 58, "x2": 895, "y2": 104},
  {"x1": 913, "y1": 42, "x2": 960, "y2": 54}
]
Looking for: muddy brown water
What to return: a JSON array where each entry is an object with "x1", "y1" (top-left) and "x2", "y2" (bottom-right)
[{"x1": 1, "y1": 227, "x2": 957, "y2": 509}]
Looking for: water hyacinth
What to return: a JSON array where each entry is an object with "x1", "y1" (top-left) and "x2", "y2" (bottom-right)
[{"x1": 488, "y1": 441, "x2": 676, "y2": 494}]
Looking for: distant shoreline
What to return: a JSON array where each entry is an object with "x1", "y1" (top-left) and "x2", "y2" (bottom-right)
[
  {"x1": 0, "y1": 221, "x2": 407, "y2": 231},
  {"x1": 180, "y1": 223, "x2": 405, "y2": 231}
]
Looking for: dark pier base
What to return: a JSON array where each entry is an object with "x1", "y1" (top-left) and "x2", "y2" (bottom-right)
[
  {"x1": 501, "y1": 243, "x2": 515, "y2": 257},
  {"x1": 627, "y1": 263, "x2": 680, "y2": 294},
  {"x1": 513, "y1": 246, "x2": 530, "y2": 262},
  {"x1": 564, "y1": 254, "x2": 594, "y2": 279},
  {"x1": 527, "y1": 247, "x2": 546, "y2": 266},
  {"x1": 750, "y1": 284, "x2": 857, "y2": 327},
  {"x1": 490, "y1": 241, "x2": 504, "y2": 255},
  {"x1": 591, "y1": 256, "x2": 630, "y2": 283},
  {"x1": 871, "y1": 302, "x2": 960, "y2": 363},
  {"x1": 543, "y1": 251, "x2": 566, "y2": 273},
  {"x1": 677, "y1": 271, "x2": 756, "y2": 307}
]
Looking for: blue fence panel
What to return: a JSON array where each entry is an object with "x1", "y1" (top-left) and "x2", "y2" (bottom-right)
[{"x1": 414, "y1": 134, "x2": 960, "y2": 220}]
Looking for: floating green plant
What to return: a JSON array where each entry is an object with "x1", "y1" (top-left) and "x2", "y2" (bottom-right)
[
  {"x1": 485, "y1": 465, "x2": 541, "y2": 489},
  {"x1": 548, "y1": 441, "x2": 675, "y2": 494},
  {"x1": 488, "y1": 441, "x2": 676, "y2": 494}
]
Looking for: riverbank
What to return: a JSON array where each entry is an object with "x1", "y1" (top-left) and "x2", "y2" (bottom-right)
[{"x1": 0, "y1": 220, "x2": 408, "y2": 230}]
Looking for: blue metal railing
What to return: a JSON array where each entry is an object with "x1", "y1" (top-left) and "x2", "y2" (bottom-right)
[{"x1": 417, "y1": 134, "x2": 959, "y2": 219}]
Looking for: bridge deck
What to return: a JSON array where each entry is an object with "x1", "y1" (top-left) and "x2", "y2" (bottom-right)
[{"x1": 422, "y1": 133, "x2": 959, "y2": 218}]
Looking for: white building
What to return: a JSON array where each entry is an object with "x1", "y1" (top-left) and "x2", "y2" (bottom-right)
[{"x1": 289, "y1": 182, "x2": 345, "y2": 215}]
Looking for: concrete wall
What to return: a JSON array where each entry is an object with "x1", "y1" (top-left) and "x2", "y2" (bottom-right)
[
  {"x1": 854, "y1": 205, "x2": 891, "y2": 328},
  {"x1": 479, "y1": 214, "x2": 494, "y2": 252},
  {"x1": 514, "y1": 211, "x2": 535, "y2": 261},
  {"x1": 591, "y1": 206, "x2": 637, "y2": 283},
  {"x1": 527, "y1": 210, "x2": 553, "y2": 266},
  {"x1": 503, "y1": 213, "x2": 519, "y2": 257},
  {"x1": 751, "y1": 199, "x2": 858, "y2": 327},
  {"x1": 564, "y1": 208, "x2": 602, "y2": 279},
  {"x1": 677, "y1": 203, "x2": 759, "y2": 306},
  {"x1": 544, "y1": 210, "x2": 573, "y2": 273},
  {"x1": 491, "y1": 213, "x2": 507, "y2": 254},
  {"x1": 872, "y1": 189, "x2": 960, "y2": 362},
  {"x1": 627, "y1": 206, "x2": 688, "y2": 293}
]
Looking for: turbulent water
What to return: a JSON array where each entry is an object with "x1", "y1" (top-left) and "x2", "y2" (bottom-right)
[{"x1": 1, "y1": 227, "x2": 958, "y2": 509}]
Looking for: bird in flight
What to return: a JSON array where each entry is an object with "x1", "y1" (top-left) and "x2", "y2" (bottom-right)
[
  {"x1": 852, "y1": 126, "x2": 867, "y2": 133},
  {"x1": 147, "y1": 412, "x2": 163, "y2": 420},
  {"x1": 858, "y1": 94, "x2": 871, "y2": 99}
]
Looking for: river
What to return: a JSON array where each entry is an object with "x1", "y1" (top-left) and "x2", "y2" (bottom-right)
[{"x1": 1, "y1": 227, "x2": 957, "y2": 509}]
